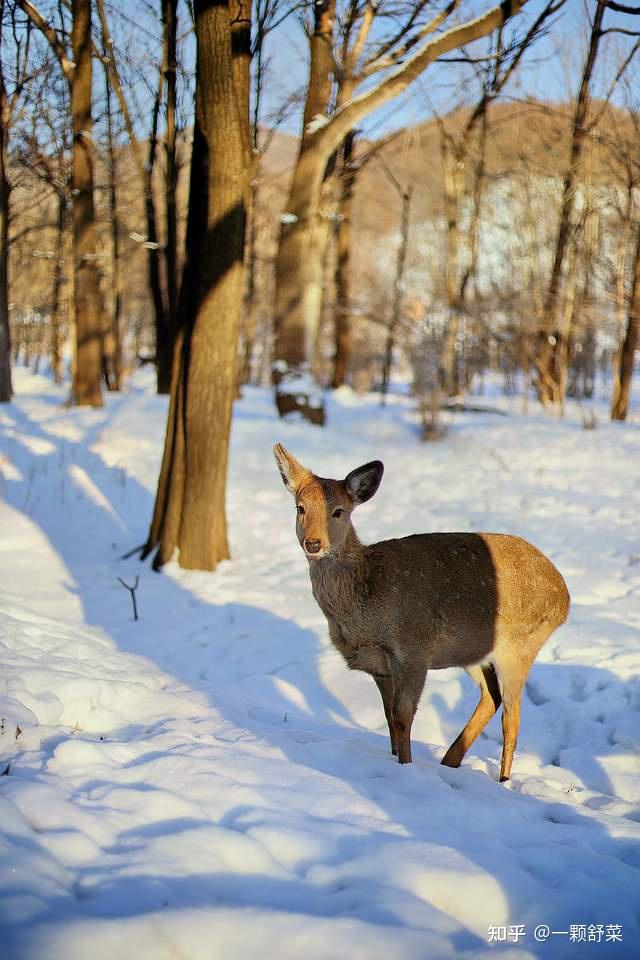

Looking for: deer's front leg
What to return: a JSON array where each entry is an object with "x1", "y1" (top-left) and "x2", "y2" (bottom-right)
[
  {"x1": 392, "y1": 664, "x2": 428, "y2": 764},
  {"x1": 374, "y1": 675, "x2": 397, "y2": 756}
]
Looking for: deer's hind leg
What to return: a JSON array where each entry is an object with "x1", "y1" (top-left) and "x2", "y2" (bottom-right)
[
  {"x1": 441, "y1": 663, "x2": 502, "y2": 769},
  {"x1": 493, "y1": 621, "x2": 559, "y2": 781}
]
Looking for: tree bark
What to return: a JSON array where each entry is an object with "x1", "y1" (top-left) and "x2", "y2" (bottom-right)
[
  {"x1": 332, "y1": 128, "x2": 355, "y2": 388},
  {"x1": 163, "y1": 0, "x2": 178, "y2": 331},
  {"x1": 143, "y1": 0, "x2": 249, "y2": 571},
  {"x1": 50, "y1": 193, "x2": 68, "y2": 384},
  {"x1": 70, "y1": 0, "x2": 104, "y2": 406},
  {"x1": 147, "y1": 63, "x2": 172, "y2": 393},
  {"x1": 0, "y1": 23, "x2": 12, "y2": 403},
  {"x1": 611, "y1": 220, "x2": 640, "y2": 421},
  {"x1": 102, "y1": 47, "x2": 122, "y2": 390}
]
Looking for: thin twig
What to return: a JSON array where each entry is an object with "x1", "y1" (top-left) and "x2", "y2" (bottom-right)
[
  {"x1": 120, "y1": 542, "x2": 146, "y2": 560},
  {"x1": 117, "y1": 576, "x2": 140, "y2": 620}
]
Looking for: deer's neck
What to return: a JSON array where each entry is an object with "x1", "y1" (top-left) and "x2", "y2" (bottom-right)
[{"x1": 308, "y1": 524, "x2": 368, "y2": 618}]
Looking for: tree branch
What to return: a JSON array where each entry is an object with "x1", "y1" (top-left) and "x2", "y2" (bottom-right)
[
  {"x1": 604, "y1": 1, "x2": 640, "y2": 12},
  {"x1": 361, "y1": 0, "x2": 460, "y2": 79},
  {"x1": 314, "y1": 0, "x2": 530, "y2": 160},
  {"x1": 15, "y1": 0, "x2": 74, "y2": 80}
]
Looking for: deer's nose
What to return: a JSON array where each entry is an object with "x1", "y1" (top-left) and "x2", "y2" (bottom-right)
[{"x1": 304, "y1": 539, "x2": 322, "y2": 554}]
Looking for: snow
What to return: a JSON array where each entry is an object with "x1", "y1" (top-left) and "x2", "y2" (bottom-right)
[
  {"x1": 1, "y1": 366, "x2": 639, "y2": 960},
  {"x1": 305, "y1": 114, "x2": 329, "y2": 136}
]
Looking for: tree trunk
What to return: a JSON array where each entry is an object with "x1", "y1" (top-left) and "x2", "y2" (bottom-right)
[
  {"x1": 163, "y1": 0, "x2": 178, "y2": 331},
  {"x1": 332, "y1": 129, "x2": 355, "y2": 389},
  {"x1": 536, "y1": 0, "x2": 605, "y2": 404},
  {"x1": 439, "y1": 135, "x2": 465, "y2": 397},
  {"x1": 381, "y1": 186, "x2": 411, "y2": 403},
  {"x1": 147, "y1": 64, "x2": 171, "y2": 394},
  {"x1": 241, "y1": 173, "x2": 259, "y2": 386},
  {"x1": 143, "y1": 0, "x2": 249, "y2": 571},
  {"x1": 71, "y1": 0, "x2": 104, "y2": 407},
  {"x1": 272, "y1": 147, "x2": 330, "y2": 422},
  {"x1": 611, "y1": 220, "x2": 640, "y2": 421},
  {"x1": 272, "y1": 0, "x2": 336, "y2": 421},
  {"x1": 0, "y1": 38, "x2": 12, "y2": 403},
  {"x1": 50, "y1": 193, "x2": 67, "y2": 384},
  {"x1": 103, "y1": 54, "x2": 121, "y2": 390},
  {"x1": 302, "y1": 0, "x2": 337, "y2": 139}
]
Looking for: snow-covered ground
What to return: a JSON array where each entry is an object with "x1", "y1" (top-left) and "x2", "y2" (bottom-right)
[{"x1": 1, "y1": 367, "x2": 639, "y2": 960}]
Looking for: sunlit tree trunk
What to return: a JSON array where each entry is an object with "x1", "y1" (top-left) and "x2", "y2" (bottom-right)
[
  {"x1": 70, "y1": 0, "x2": 104, "y2": 406},
  {"x1": 611, "y1": 220, "x2": 640, "y2": 421}
]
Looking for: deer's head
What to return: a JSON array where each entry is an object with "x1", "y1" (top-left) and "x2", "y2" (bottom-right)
[{"x1": 273, "y1": 443, "x2": 383, "y2": 560}]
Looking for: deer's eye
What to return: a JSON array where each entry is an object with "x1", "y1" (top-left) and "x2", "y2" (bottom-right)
[
  {"x1": 297, "y1": 504, "x2": 305, "y2": 516},
  {"x1": 332, "y1": 508, "x2": 344, "y2": 519}
]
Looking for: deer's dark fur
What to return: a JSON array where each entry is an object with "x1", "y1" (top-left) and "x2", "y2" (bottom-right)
[{"x1": 273, "y1": 444, "x2": 570, "y2": 780}]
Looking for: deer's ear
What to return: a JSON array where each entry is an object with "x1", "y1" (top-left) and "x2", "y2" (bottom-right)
[
  {"x1": 344, "y1": 461, "x2": 384, "y2": 505},
  {"x1": 273, "y1": 443, "x2": 310, "y2": 496}
]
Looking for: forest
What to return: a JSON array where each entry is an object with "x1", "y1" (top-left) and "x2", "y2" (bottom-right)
[{"x1": 1, "y1": 0, "x2": 639, "y2": 567}]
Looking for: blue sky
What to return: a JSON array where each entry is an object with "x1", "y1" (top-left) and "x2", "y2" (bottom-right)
[{"x1": 115, "y1": 0, "x2": 638, "y2": 141}]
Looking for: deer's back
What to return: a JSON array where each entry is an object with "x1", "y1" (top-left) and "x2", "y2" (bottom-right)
[{"x1": 360, "y1": 532, "x2": 569, "y2": 668}]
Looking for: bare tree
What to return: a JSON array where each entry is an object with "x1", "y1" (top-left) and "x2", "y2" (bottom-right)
[
  {"x1": 1, "y1": 0, "x2": 34, "y2": 400},
  {"x1": 436, "y1": 0, "x2": 565, "y2": 398},
  {"x1": 272, "y1": 0, "x2": 532, "y2": 422},
  {"x1": 17, "y1": 0, "x2": 105, "y2": 406},
  {"x1": 95, "y1": 0, "x2": 178, "y2": 394},
  {"x1": 536, "y1": 0, "x2": 640, "y2": 404}
]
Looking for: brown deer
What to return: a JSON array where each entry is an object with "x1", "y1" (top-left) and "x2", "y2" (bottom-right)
[{"x1": 273, "y1": 443, "x2": 570, "y2": 781}]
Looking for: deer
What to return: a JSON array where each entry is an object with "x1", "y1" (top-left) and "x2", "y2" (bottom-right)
[{"x1": 273, "y1": 443, "x2": 570, "y2": 781}]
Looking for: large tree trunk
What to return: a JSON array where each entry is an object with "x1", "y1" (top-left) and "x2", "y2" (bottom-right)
[
  {"x1": 0, "y1": 40, "x2": 12, "y2": 403},
  {"x1": 143, "y1": 0, "x2": 249, "y2": 571},
  {"x1": 71, "y1": 0, "x2": 104, "y2": 406},
  {"x1": 536, "y1": 0, "x2": 605, "y2": 404},
  {"x1": 611, "y1": 220, "x2": 640, "y2": 421}
]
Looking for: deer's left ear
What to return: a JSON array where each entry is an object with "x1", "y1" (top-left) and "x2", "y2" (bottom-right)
[
  {"x1": 273, "y1": 443, "x2": 311, "y2": 496},
  {"x1": 344, "y1": 460, "x2": 384, "y2": 505}
]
